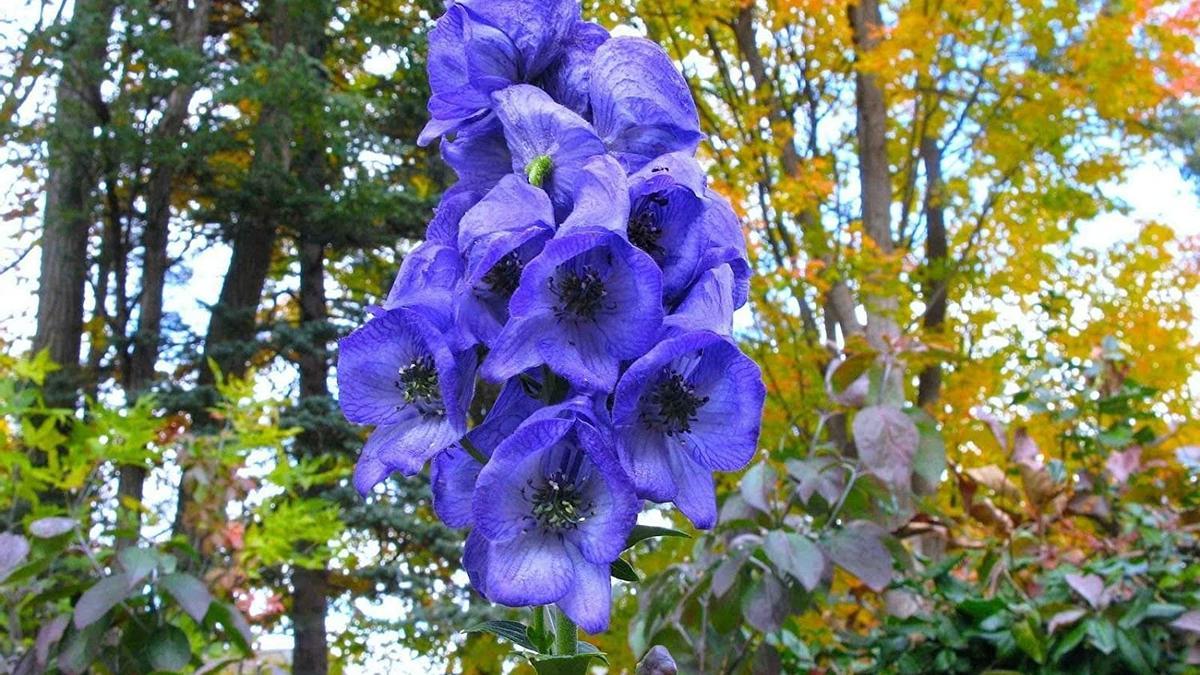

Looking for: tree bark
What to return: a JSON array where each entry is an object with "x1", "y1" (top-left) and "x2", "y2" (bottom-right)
[
  {"x1": 917, "y1": 137, "x2": 948, "y2": 407},
  {"x1": 33, "y1": 0, "x2": 116, "y2": 408},
  {"x1": 116, "y1": 0, "x2": 213, "y2": 549},
  {"x1": 173, "y1": 0, "x2": 294, "y2": 544},
  {"x1": 291, "y1": 238, "x2": 331, "y2": 675},
  {"x1": 850, "y1": 0, "x2": 898, "y2": 350}
]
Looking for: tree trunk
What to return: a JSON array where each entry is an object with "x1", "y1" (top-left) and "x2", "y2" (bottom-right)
[
  {"x1": 291, "y1": 238, "x2": 331, "y2": 675},
  {"x1": 850, "y1": 0, "x2": 898, "y2": 351},
  {"x1": 173, "y1": 0, "x2": 294, "y2": 544},
  {"x1": 117, "y1": 0, "x2": 213, "y2": 549},
  {"x1": 917, "y1": 137, "x2": 948, "y2": 407},
  {"x1": 33, "y1": 0, "x2": 116, "y2": 409}
]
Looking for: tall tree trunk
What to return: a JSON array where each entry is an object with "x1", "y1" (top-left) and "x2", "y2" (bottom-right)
[
  {"x1": 173, "y1": 0, "x2": 295, "y2": 544},
  {"x1": 116, "y1": 0, "x2": 213, "y2": 549},
  {"x1": 33, "y1": 0, "x2": 116, "y2": 408},
  {"x1": 918, "y1": 138, "x2": 948, "y2": 407},
  {"x1": 850, "y1": 0, "x2": 898, "y2": 351},
  {"x1": 291, "y1": 238, "x2": 331, "y2": 675}
]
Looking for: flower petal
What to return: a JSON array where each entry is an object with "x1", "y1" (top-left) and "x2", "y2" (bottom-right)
[
  {"x1": 590, "y1": 38, "x2": 703, "y2": 169},
  {"x1": 616, "y1": 427, "x2": 677, "y2": 502},
  {"x1": 556, "y1": 549, "x2": 613, "y2": 634},
  {"x1": 538, "y1": 21, "x2": 609, "y2": 116},
  {"x1": 484, "y1": 532, "x2": 573, "y2": 606},
  {"x1": 431, "y1": 447, "x2": 482, "y2": 528},
  {"x1": 492, "y1": 84, "x2": 605, "y2": 216},
  {"x1": 557, "y1": 154, "x2": 629, "y2": 236},
  {"x1": 668, "y1": 448, "x2": 717, "y2": 529},
  {"x1": 352, "y1": 416, "x2": 460, "y2": 493}
]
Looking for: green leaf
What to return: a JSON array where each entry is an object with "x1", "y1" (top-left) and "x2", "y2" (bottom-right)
[
  {"x1": 740, "y1": 461, "x2": 775, "y2": 513},
  {"x1": 117, "y1": 547, "x2": 158, "y2": 590},
  {"x1": 73, "y1": 574, "x2": 132, "y2": 629},
  {"x1": 1086, "y1": 617, "x2": 1117, "y2": 655},
  {"x1": 530, "y1": 653, "x2": 601, "y2": 675},
  {"x1": 624, "y1": 524, "x2": 690, "y2": 550},
  {"x1": 610, "y1": 557, "x2": 639, "y2": 582},
  {"x1": 148, "y1": 624, "x2": 192, "y2": 671},
  {"x1": 1051, "y1": 620, "x2": 1089, "y2": 661},
  {"x1": 1011, "y1": 617, "x2": 1046, "y2": 664},
  {"x1": 159, "y1": 573, "x2": 213, "y2": 624},
  {"x1": 464, "y1": 620, "x2": 538, "y2": 651},
  {"x1": 1116, "y1": 628, "x2": 1153, "y2": 675},
  {"x1": 907, "y1": 408, "x2": 946, "y2": 495},
  {"x1": 203, "y1": 602, "x2": 253, "y2": 655},
  {"x1": 58, "y1": 620, "x2": 105, "y2": 675}
]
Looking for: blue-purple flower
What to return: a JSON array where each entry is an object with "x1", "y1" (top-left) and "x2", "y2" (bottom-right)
[
  {"x1": 338, "y1": 0, "x2": 766, "y2": 638},
  {"x1": 466, "y1": 402, "x2": 638, "y2": 633},
  {"x1": 455, "y1": 175, "x2": 556, "y2": 345},
  {"x1": 539, "y1": 21, "x2": 609, "y2": 117},
  {"x1": 338, "y1": 307, "x2": 476, "y2": 493},
  {"x1": 611, "y1": 331, "x2": 764, "y2": 528},
  {"x1": 431, "y1": 376, "x2": 543, "y2": 527},
  {"x1": 589, "y1": 38, "x2": 704, "y2": 171},
  {"x1": 420, "y1": 0, "x2": 580, "y2": 145},
  {"x1": 482, "y1": 228, "x2": 663, "y2": 392},
  {"x1": 624, "y1": 152, "x2": 708, "y2": 301}
]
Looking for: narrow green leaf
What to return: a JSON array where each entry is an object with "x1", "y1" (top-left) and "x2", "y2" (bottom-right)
[
  {"x1": 610, "y1": 557, "x2": 639, "y2": 582},
  {"x1": 1116, "y1": 628, "x2": 1153, "y2": 675},
  {"x1": 464, "y1": 620, "x2": 537, "y2": 651},
  {"x1": 203, "y1": 602, "x2": 253, "y2": 655},
  {"x1": 1011, "y1": 617, "x2": 1045, "y2": 664},
  {"x1": 1086, "y1": 617, "x2": 1117, "y2": 655},
  {"x1": 623, "y1": 524, "x2": 690, "y2": 550}
]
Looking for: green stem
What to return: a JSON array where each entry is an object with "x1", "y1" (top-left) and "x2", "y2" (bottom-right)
[
  {"x1": 552, "y1": 606, "x2": 577, "y2": 655},
  {"x1": 460, "y1": 437, "x2": 487, "y2": 464},
  {"x1": 531, "y1": 605, "x2": 546, "y2": 650}
]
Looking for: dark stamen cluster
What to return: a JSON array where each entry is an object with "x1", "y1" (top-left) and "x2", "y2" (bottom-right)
[
  {"x1": 641, "y1": 368, "x2": 709, "y2": 435},
  {"x1": 394, "y1": 355, "x2": 444, "y2": 417},
  {"x1": 550, "y1": 265, "x2": 609, "y2": 320},
  {"x1": 628, "y1": 192, "x2": 669, "y2": 257},
  {"x1": 483, "y1": 251, "x2": 523, "y2": 296},
  {"x1": 526, "y1": 472, "x2": 594, "y2": 531}
]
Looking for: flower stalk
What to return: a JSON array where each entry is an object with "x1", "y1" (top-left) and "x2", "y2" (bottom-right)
[{"x1": 552, "y1": 606, "x2": 578, "y2": 655}]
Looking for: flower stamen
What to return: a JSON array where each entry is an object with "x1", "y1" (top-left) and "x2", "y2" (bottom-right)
[
  {"x1": 394, "y1": 355, "x2": 444, "y2": 417},
  {"x1": 641, "y1": 367, "x2": 709, "y2": 435}
]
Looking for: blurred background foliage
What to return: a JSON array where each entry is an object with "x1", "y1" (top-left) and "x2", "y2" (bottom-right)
[{"x1": 1, "y1": 0, "x2": 1200, "y2": 673}]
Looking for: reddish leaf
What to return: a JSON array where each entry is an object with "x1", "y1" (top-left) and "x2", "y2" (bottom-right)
[
  {"x1": 0, "y1": 532, "x2": 30, "y2": 583},
  {"x1": 853, "y1": 405, "x2": 918, "y2": 491},
  {"x1": 822, "y1": 521, "x2": 892, "y2": 592},
  {"x1": 1170, "y1": 610, "x2": 1200, "y2": 634},
  {"x1": 29, "y1": 517, "x2": 75, "y2": 538},
  {"x1": 1106, "y1": 446, "x2": 1141, "y2": 485},
  {"x1": 1012, "y1": 427, "x2": 1040, "y2": 466},
  {"x1": 1065, "y1": 573, "x2": 1107, "y2": 609},
  {"x1": 762, "y1": 530, "x2": 825, "y2": 591}
]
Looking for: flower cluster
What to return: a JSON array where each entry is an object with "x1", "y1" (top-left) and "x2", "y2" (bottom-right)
[{"x1": 337, "y1": 0, "x2": 765, "y2": 634}]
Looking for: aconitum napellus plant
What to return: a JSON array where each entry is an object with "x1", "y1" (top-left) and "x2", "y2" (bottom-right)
[{"x1": 337, "y1": 0, "x2": 765, "y2": 663}]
